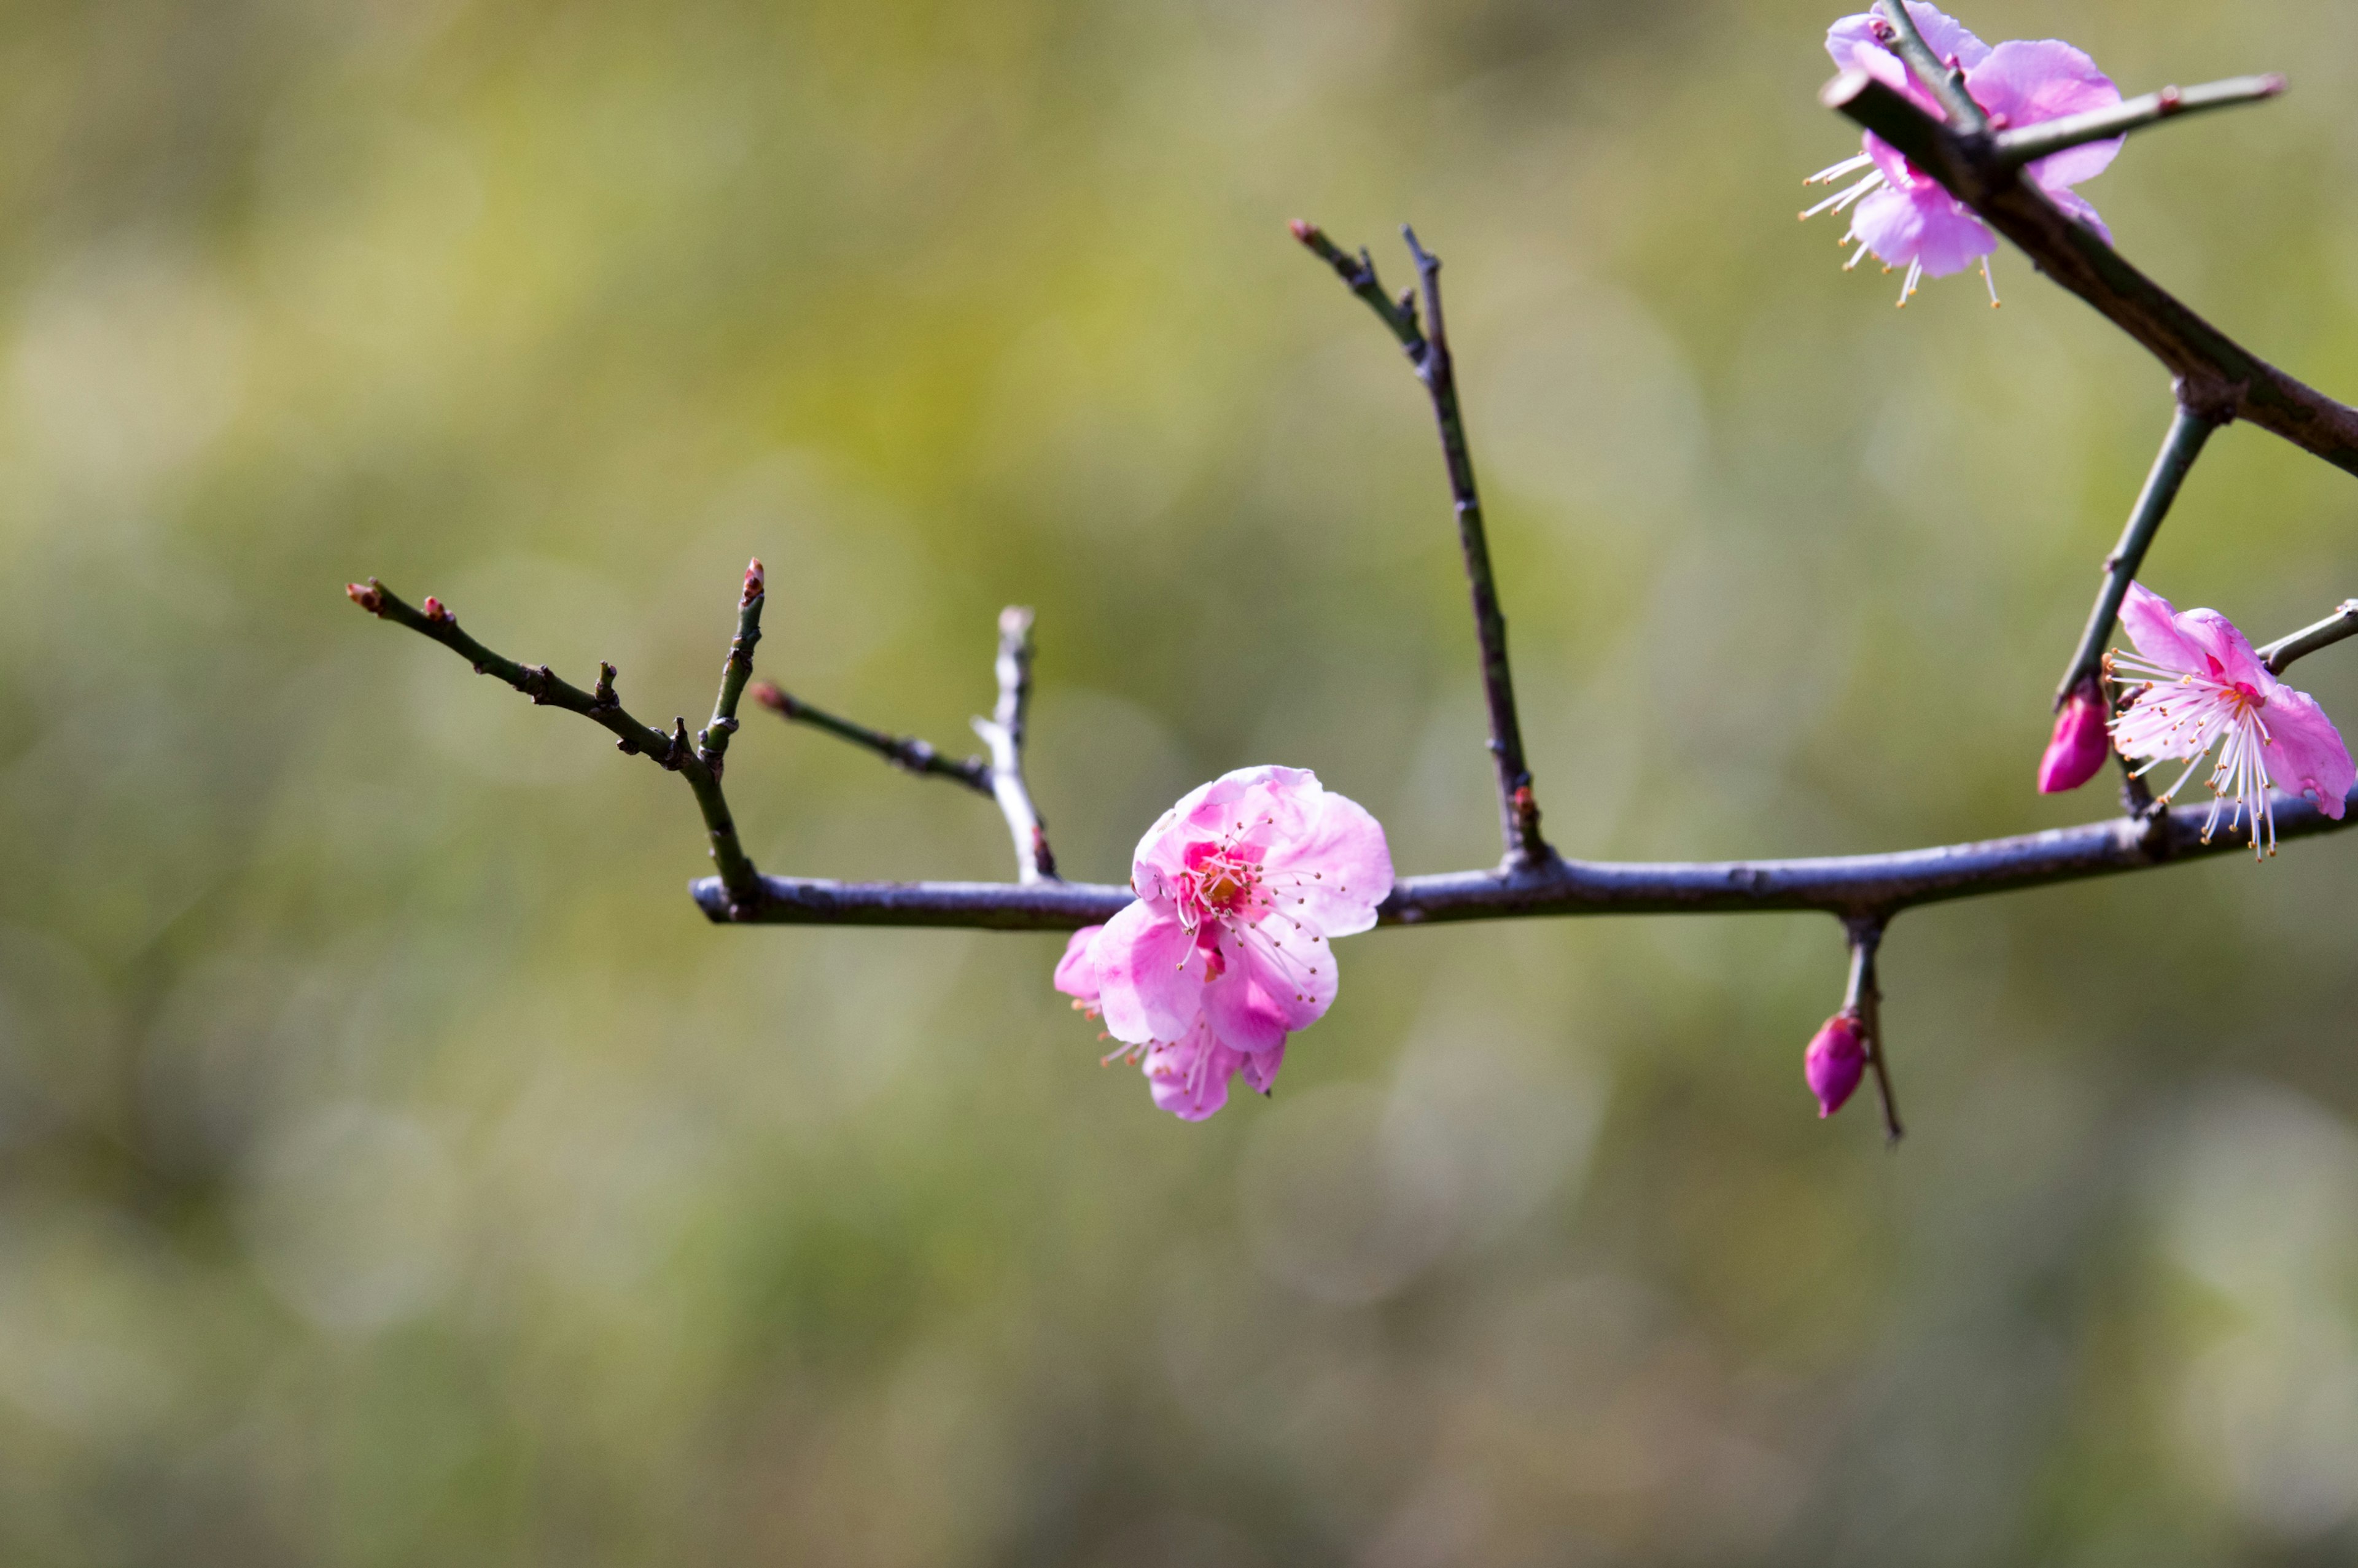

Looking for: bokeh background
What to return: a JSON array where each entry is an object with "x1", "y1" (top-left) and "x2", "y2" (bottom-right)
[{"x1": 5, "y1": 0, "x2": 2358, "y2": 1561}]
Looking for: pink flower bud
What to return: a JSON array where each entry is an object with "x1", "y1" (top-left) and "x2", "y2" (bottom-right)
[
  {"x1": 421, "y1": 595, "x2": 453, "y2": 623},
  {"x1": 2036, "y1": 684, "x2": 2111, "y2": 794},
  {"x1": 742, "y1": 559, "x2": 766, "y2": 607},
  {"x1": 1805, "y1": 1011, "x2": 1867, "y2": 1119}
]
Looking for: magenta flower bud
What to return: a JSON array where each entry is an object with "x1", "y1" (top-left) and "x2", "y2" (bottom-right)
[
  {"x1": 2037, "y1": 683, "x2": 2112, "y2": 794},
  {"x1": 1805, "y1": 1011, "x2": 1867, "y2": 1119}
]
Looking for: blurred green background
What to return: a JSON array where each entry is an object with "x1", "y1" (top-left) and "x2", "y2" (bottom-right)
[{"x1": 4, "y1": 0, "x2": 2358, "y2": 1561}]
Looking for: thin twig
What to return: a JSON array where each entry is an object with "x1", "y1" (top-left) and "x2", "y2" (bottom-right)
[
  {"x1": 1293, "y1": 220, "x2": 1548, "y2": 869},
  {"x1": 1993, "y1": 74, "x2": 2285, "y2": 169},
  {"x1": 2056, "y1": 403, "x2": 2219, "y2": 704},
  {"x1": 971, "y1": 606, "x2": 1058, "y2": 883},
  {"x1": 691, "y1": 777, "x2": 2358, "y2": 928},
  {"x1": 1823, "y1": 69, "x2": 2358, "y2": 473},
  {"x1": 1843, "y1": 917, "x2": 1902, "y2": 1144},
  {"x1": 1874, "y1": 0, "x2": 1985, "y2": 134},
  {"x1": 749, "y1": 683, "x2": 994, "y2": 794},
  {"x1": 346, "y1": 575, "x2": 767, "y2": 914},
  {"x1": 2260, "y1": 599, "x2": 2358, "y2": 675},
  {"x1": 697, "y1": 559, "x2": 767, "y2": 778}
]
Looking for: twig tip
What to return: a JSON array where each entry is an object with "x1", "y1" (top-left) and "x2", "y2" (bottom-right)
[
  {"x1": 742, "y1": 559, "x2": 766, "y2": 606},
  {"x1": 749, "y1": 681, "x2": 792, "y2": 716},
  {"x1": 344, "y1": 580, "x2": 384, "y2": 614}
]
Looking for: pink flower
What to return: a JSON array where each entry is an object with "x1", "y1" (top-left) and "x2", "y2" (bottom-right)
[
  {"x1": 2109, "y1": 582, "x2": 2354, "y2": 855},
  {"x1": 1053, "y1": 766, "x2": 1392, "y2": 1120},
  {"x1": 1803, "y1": 4, "x2": 2123, "y2": 305},
  {"x1": 1805, "y1": 1012, "x2": 1867, "y2": 1118},
  {"x1": 2037, "y1": 682, "x2": 2112, "y2": 794}
]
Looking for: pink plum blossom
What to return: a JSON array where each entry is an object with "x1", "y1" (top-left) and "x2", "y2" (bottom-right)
[
  {"x1": 2037, "y1": 682, "x2": 2112, "y2": 794},
  {"x1": 2108, "y1": 582, "x2": 2354, "y2": 856},
  {"x1": 1803, "y1": 3, "x2": 2123, "y2": 305},
  {"x1": 1805, "y1": 1011, "x2": 1867, "y2": 1118},
  {"x1": 1053, "y1": 766, "x2": 1391, "y2": 1120}
]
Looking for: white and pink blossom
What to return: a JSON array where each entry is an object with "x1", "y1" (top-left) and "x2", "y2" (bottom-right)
[
  {"x1": 1053, "y1": 766, "x2": 1391, "y2": 1120},
  {"x1": 1803, "y1": 3, "x2": 2123, "y2": 305},
  {"x1": 2108, "y1": 582, "x2": 2354, "y2": 856}
]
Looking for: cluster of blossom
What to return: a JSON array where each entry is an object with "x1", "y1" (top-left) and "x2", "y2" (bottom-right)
[{"x1": 1064, "y1": 4, "x2": 2356, "y2": 1125}]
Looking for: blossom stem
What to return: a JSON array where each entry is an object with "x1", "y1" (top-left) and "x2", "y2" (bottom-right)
[
  {"x1": 690, "y1": 779, "x2": 2358, "y2": 927},
  {"x1": 1993, "y1": 74, "x2": 2285, "y2": 171},
  {"x1": 749, "y1": 685, "x2": 995, "y2": 796},
  {"x1": 1874, "y1": 0, "x2": 1986, "y2": 135},
  {"x1": 1292, "y1": 220, "x2": 1549, "y2": 870},
  {"x1": 1843, "y1": 918, "x2": 1902, "y2": 1145},
  {"x1": 348, "y1": 576, "x2": 768, "y2": 916},
  {"x1": 971, "y1": 606, "x2": 1059, "y2": 883},
  {"x1": 2055, "y1": 402, "x2": 2220, "y2": 704},
  {"x1": 1823, "y1": 69, "x2": 2358, "y2": 475},
  {"x1": 2259, "y1": 599, "x2": 2358, "y2": 676}
]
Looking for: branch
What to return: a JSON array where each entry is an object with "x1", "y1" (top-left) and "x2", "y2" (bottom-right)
[
  {"x1": 1823, "y1": 69, "x2": 2358, "y2": 474},
  {"x1": 1843, "y1": 917, "x2": 1902, "y2": 1144},
  {"x1": 2055, "y1": 403, "x2": 2219, "y2": 704},
  {"x1": 749, "y1": 685, "x2": 993, "y2": 794},
  {"x1": 1993, "y1": 75, "x2": 2285, "y2": 171},
  {"x1": 346, "y1": 571, "x2": 768, "y2": 914},
  {"x1": 1292, "y1": 220, "x2": 1548, "y2": 868},
  {"x1": 2261, "y1": 598, "x2": 2358, "y2": 675},
  {"x1": 693, "y1": 779, "x2": 2358, "y2": 928},
  {"x1": 971, "y1": 606, "x2": 1058, "y2": 883}
]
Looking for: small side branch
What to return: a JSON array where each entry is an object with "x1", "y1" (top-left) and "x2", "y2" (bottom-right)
[
  {"x1": 2055, "y1": 402, "x2": 2220, "y2": 704},
  {"x1": 750, "y1": 685, "x2": 994, "y2": 795},
  {"x1": 1994, "y1": 74, "x2": 2285, "y2": 170},
  {"x1": 971, "y1": 607, "x2": 1059, "y2": 883},
  {"x1": 2261, "y1": 599, "x2": 2358, "y2": 675},
  {"x1": 1293, "y1": 219, "x2": 1549, "y2": 869},
  {"x1": 346, "y1": 573, "x2": 766, "y2": 915},
  {"x1": 1843, "y1": 917, "x2": 1902, "y2": 1144}
]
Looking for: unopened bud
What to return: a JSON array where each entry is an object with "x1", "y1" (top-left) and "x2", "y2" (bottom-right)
[
  {"x1": 750, "y1": 681, "x2": 792, "y2": 716},
  {"x1": 742, "y1": 558, "x2": 766, "y2": 607},
  {"x1": 1805, "y1": 1011, "x2": 1867, "y2": 1119},
  {"x1": 2037, "y1": 683, "x2": 2111, "y2": 794},
  {"x1": 344, "y1": 581, "x2": 384, "y2": 613},
  {"x1": 421, "y1": 595, "x2": 453, "y2": 623}
]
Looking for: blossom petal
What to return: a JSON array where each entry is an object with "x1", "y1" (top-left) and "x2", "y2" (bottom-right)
[
  {"x1": 1848, "y1": 184, "x2": 1994, "y2": 276},
  {"x1": 1143, "y1": 1022, "x2": 1243, "y2": 1121},
  {"x1": 1826, "y1": 3, "x2": 1989, "y2": 76},
  {"x1": 2040, "y1": 185, "x2": 2112, "y2": 246},
  {"x1": 2172, "y1": 608, "x2": 2271, "y2": 691},
  {"x1": 1089, "y1": 901, "x2": 1199, "y2": 1046},
  {"x1": 2117, "y1": 582, "x2": 2205, "y2": 675},
  {"x1": 2263, "y1": 685, "x2": 2356, "y2": 821},
  {"x1": 1966, "y1": 39, "x2": 2122, "y2": 188},
  {"x1": 1204, "y1": 926, "x2": 1329, "y2": 1053},
  {"x1": 1255, "y1": 785, "x2": 1393, "y2": 936},
  {"x1": 1131, "y1": 764, "x2": 1318, "y2": 892},
  {"x1": 1238, "y1": 1042, "x2": 1285, "y2": 1096},
  {"x1": 1052, "y1": 925, "x2": 1103, "y2": 1005}
]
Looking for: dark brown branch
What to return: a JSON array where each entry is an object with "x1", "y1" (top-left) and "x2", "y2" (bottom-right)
[
  {"x1": 1293, "y1": 220, "x2": 1548, "y2": 869},
  {"x1": 346, "y1": 575, "x2": 766, "y2": 912},
  {"x1": 972, "y1": 606, "x2": 1058, "y2": 883},
  {"x1": 1823, "y1": 69, "x2": 2358, "y2": 474},
  {"x1": 1843, "y1": 917, "x2": 1902, "y2": 1144},
  {"x1": 2056, "y1": 403, "x2": 2219, "y2": 703},
  {"x1": 749, "y1": 684, "x2": 994, "y2": 794},
  {"x1": 692, "y1": 780, "x2": 2358, "y2": 927}
]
